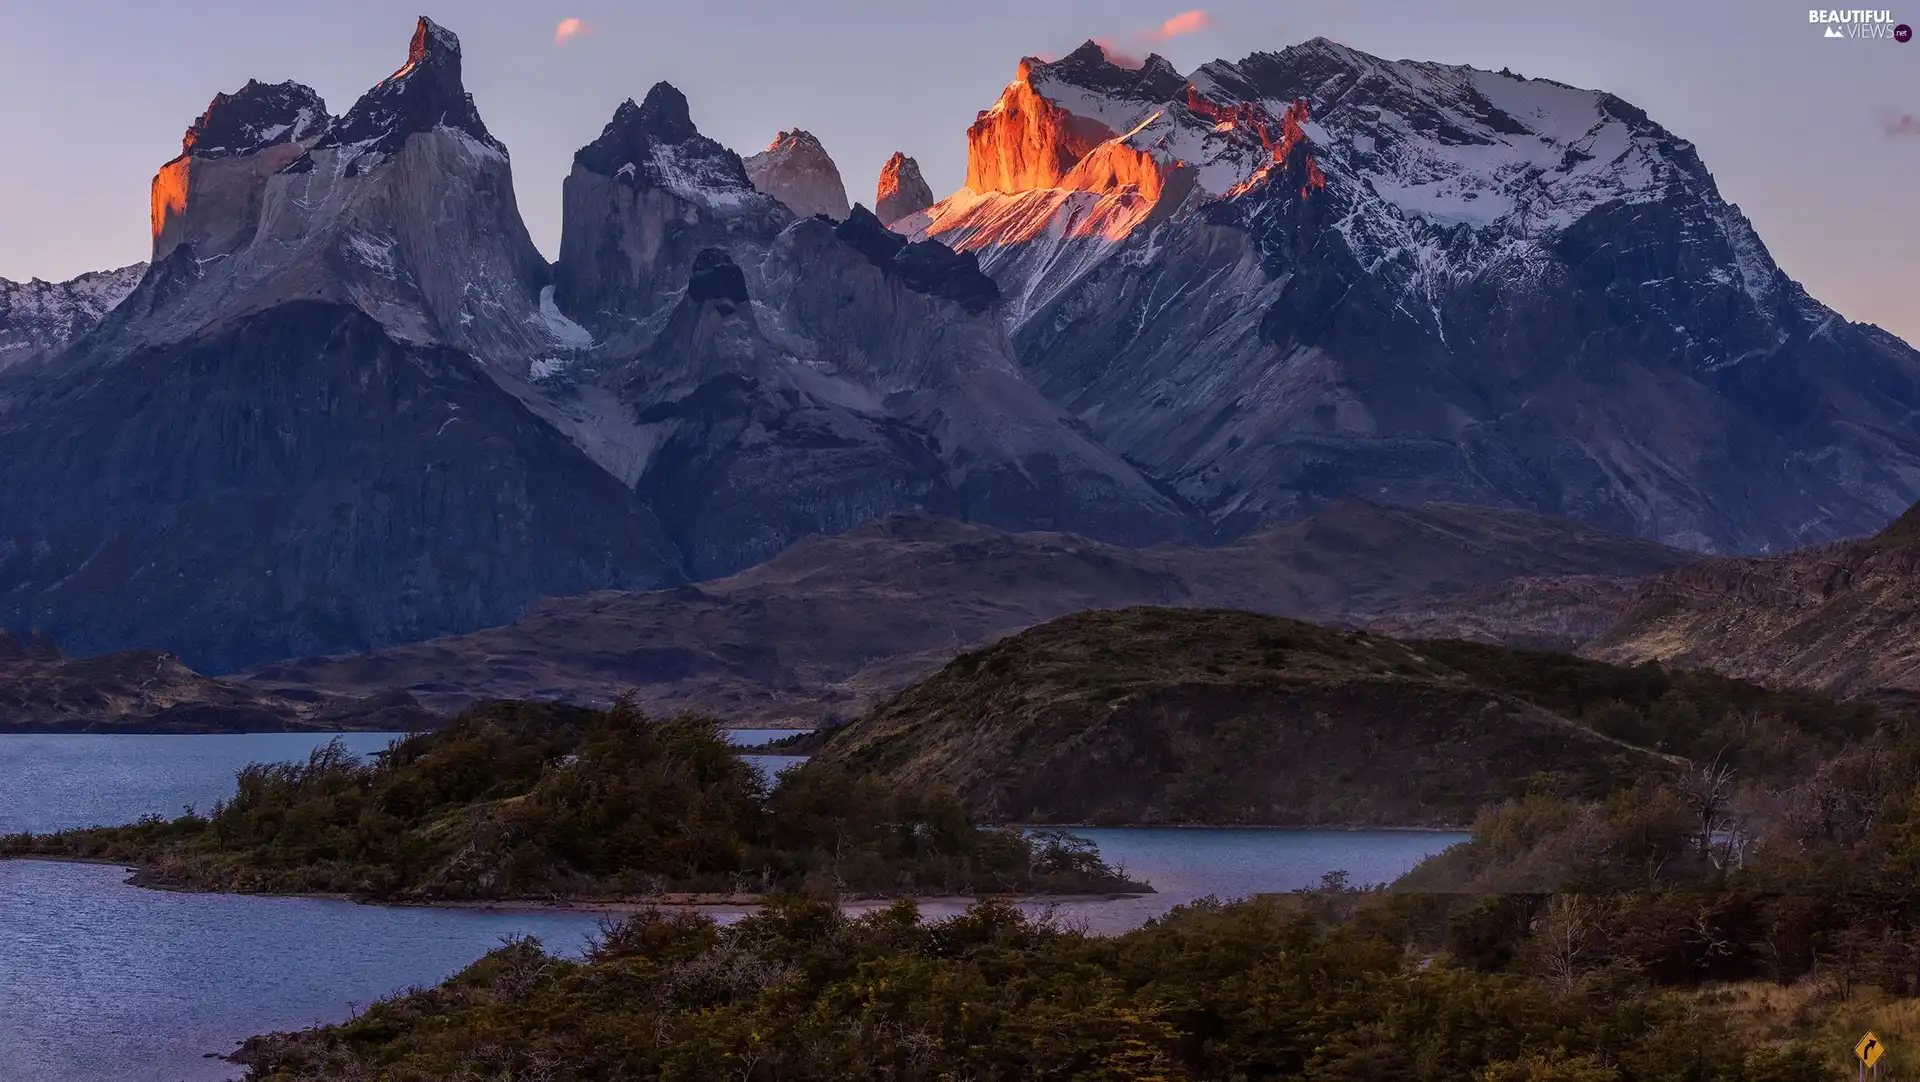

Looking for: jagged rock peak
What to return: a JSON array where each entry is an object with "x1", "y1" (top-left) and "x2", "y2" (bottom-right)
[
  {"x1": 632, "y1": 81, "x2": 699, "y2": 142},
  {"x1": 1025, "y1": 40, "x2": 1186, "y2": 101},
  {"x1": 686, "y1": 247, "x2": 749, "y2": 308},
  {"x1": 573, "y1": 84, "x2": 754, "y2": 201},
  {"x1": 0, "y1": 629, "x2": 24, "y2": 662},
  {"x1": 875, "y1": 152, "x2": 933, "y2": 227},
  {"x1": 312, "y1": 16, "x2": 502, "y2": 159},
  {"x1": 834, "y1": 205, "x2": 999, "y2": 315},
  {"x1": 744, "y1": 129, "x2": 851, "y2": 220},
  {"x1": 180, "y1": 80, "x2": 329, "y2": 159}
]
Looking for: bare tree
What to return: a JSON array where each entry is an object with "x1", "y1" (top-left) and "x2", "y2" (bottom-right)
[
  {"x1": 1679, "y1": 752, "x2": 1738, "y2": 862},
  {"x1": 1536, "y1": 894, "x2": 1599, "y2": 994}
]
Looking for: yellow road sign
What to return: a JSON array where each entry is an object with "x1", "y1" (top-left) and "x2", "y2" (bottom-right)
[{"x1": 1857, "y1": 1031, "x2": 1886, "y2": 1068}]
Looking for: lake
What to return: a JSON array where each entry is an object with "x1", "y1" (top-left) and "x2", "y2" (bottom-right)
[{"x1": 0, "y1": 732, "x2": 1465, "y2": 1082}]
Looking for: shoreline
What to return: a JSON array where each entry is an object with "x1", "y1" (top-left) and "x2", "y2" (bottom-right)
[
  {"x1": 2, "y1": 857, "x2": 1154, "y2": 912},
  {"x1": 0, "y1": 863, "x2": 1152, "y2": 913}
]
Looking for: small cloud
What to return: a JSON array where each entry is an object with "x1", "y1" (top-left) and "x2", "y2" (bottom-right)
[
  {"x1": 1144, "y1": 9, "x2": 1215, "y2": 41},
  {"x1": 554, "y1": 17, "x2": 597, "y2": 46},
  {"x1": 1881, "y1": 111, "x2": 1920, "y2": 137},
  {"x1": 1093, "y1": 38, "x2": 1147, "y2": 68}
]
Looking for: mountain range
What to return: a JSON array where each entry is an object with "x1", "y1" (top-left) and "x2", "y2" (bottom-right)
[{"x1": 1, "y1": 16, "x2": 1913, "y2": 674}]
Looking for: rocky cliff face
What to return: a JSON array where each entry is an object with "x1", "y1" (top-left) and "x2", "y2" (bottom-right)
[
  {"x1": 0, "y1": 264, "x2": 144, "y2": 372},
  {"x1": 903, "y1": 38, "x2": 1920, "y2": 554},
  {"x1": 1587, "y1": 505, "x2": 1920, "y2": 698},
  {"x1": 536, "y1": 86, "x2": 1198, "y2": 578},
  {"x1": 98, "y1": 17, "x2": 566, "y2": 377},
  {"x1": 874, "y1": 152, "x2": 933, "y2": 227},
  {"x1": 553, "y1": 84, "x2": 790, "y2": 336},
  {"x1": 743, "y1": 129, "x2": 850, "y2": 219},
  {"x1": 150, "y1": 80, "x2": 329, "y2": 264},
  {"x1": 0, "y1": 19, "x2": 685, "y2": 670},
  {"x1": 0, "y1": 301, "x2": 680, "y2": 671}
]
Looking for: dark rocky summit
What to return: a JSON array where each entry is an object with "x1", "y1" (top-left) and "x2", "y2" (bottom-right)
[
  {"x1": 834, "y1": 206, "x2": 999, "y2": 314},
  {"x1": 685, "y1": 247, "x2": 749, "y2": 307},
  {"x1": 180, "y1": 80, "x2": 328, "y2": 159},
  {"x1": 310, "y1": 17, "x2": 499, "y2": 161}
]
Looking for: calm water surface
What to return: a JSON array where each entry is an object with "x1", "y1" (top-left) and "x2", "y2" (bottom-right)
[
  {"x1": 0, "y1": 860, "x2": 604, "y2": 1082},
  {"x1": 0, "y1": 732, "x2": 1464, "y2": 1082}
]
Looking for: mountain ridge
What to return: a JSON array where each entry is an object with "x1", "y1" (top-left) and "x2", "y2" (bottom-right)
[{"x1": 239, "y1": 499, "x2": 1693, "y2": 721}]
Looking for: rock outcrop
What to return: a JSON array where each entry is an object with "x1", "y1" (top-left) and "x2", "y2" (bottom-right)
[
  {"x1": 874, "y1": 152, "x2": 933, "y2": 227},
  {"x1": 743, "y1": 129, "x2": 850, "y2": 219},
  {"x1": 0, "y1": 20, "x2": 687, "y2": 671}
]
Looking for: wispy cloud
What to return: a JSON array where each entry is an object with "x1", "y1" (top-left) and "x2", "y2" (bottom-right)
[
  {"x1": 1092, "y1": 38, "x2": 1147, "y2": 68},
  {"x1": 1144, "y1": 10, "x2": 1216, "y2": 41},
  {"x1": 554, "y1": 17, "x2": 596, "y2": 46},
  {"x1": 1882, "y1": 111, "x2": 1920, "y2": 137}
]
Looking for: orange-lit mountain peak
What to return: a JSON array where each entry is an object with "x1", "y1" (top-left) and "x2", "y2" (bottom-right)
[
  {"x1": 965, "y1": 73, "x2": 1115, "y2": 193},
  {"x1": 1217, "y1": 96, "x2": 1328, "y2": 202}
]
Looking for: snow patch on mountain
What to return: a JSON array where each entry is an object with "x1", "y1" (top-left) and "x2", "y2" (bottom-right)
[{"x1": 0, "y1": 263, "x2": 146, "y2": 371}]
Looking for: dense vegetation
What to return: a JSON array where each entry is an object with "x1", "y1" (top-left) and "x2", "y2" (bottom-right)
[
  {"x1": 812, "y1": 608, "x2": 1882, "y2": 825},
  {"x1": 230, "y1": 891, "x2": 1837, "y2": 1082},
  {"x1": 0, "y1": 700, "x2": 1138, "y2": 899},
  {"x1": 221, "y1": 692, "x2": 1920, "y2": 1081}
]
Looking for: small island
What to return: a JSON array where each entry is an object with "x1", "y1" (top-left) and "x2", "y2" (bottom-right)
[{"x1": 0, "y1": 699, "x2": 1143, "y2": 901}]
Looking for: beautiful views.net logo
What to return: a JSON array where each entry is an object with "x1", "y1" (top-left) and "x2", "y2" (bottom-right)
[{"x1": 1808, "y1": 9, "x2": 1910, "y2": 39}]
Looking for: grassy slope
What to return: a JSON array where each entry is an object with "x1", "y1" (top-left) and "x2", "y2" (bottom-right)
[
  {"x1": 1590, "y1": 503, "x2": 1920, "y2": 698},
  {"x1": 813, "y1": 608, "x2": 1878, "y2": 827}
]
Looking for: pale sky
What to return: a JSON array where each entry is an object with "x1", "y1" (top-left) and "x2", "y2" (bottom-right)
[{"x1": 0, "y1": 0, "x2": 1914, "y2": 343}]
